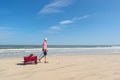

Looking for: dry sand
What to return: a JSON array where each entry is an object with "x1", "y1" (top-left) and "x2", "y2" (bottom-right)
[{"x1": 0, "y1": 54, "x2": 120, "y2": 80}]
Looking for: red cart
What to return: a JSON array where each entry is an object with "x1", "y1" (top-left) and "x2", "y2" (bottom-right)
[{"x1": 24, "y1": 55, "x2": 37, "y2": 65}]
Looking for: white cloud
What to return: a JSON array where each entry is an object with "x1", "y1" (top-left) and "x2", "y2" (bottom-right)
[
  {"x1": 73, "y1": 15, "x2": 89, "y2": 21},
  {"x1": 44, "y1": 26, "x2": 61, "y2": 34},
  {"x1": 44, "y1": 15, "x2": 90, "y2": 34},
  {"x1": 49, "y1": 26, "x2": 61, "y2": 30},
  {"x1": 60, "y1": 20, "x2": 73, "y2": 25},
  {"x1": 60, "y1": 15, "x2": 89, "y2": 25},
  {"x1": 39, "y1": 0, "x2": 73, "y2": 14}
]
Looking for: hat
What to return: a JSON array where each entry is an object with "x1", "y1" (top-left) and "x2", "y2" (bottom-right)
[{"x1": 44, "y1": 38, "x2": 48, "y2": 41}]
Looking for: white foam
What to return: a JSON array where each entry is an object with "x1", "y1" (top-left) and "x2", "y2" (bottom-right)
[{"x1": 0, "y1": 47, "x2": 120, "y2": 57}]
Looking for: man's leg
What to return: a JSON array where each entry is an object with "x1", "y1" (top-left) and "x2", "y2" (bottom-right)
[
  {"x1": 44, "y1": 50, "x2": 47, "y2": 63},
  {"x1": 44, "y1": 55, "x2": 46, "y2": 62}
]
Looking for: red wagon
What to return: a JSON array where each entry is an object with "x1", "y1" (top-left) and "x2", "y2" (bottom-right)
[{"x1": 24, "y1": 55, "x2": 37, "y2": 65}]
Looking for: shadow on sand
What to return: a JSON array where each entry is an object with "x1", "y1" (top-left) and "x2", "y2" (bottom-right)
[
  {"x1": 16, "y1": 61, "x2": 24, "y2": 65},
  {"x1": 16, "y1": 61, "x2": 37, "y2": 65}
]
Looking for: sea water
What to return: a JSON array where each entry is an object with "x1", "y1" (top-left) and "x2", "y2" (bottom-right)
[{"x1": 0, "y1": 45, "x2": 120, "y2": 58}]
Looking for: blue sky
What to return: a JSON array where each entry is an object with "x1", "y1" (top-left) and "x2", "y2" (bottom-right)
[{"x1": 0, "y1": 0, "x2": 120, "y2": 45}]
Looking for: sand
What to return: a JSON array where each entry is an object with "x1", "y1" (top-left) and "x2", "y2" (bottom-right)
[{"x1": 0, "y1": 54, "x2": 120, "y2": 80}]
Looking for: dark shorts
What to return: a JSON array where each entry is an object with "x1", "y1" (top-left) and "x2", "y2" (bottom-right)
[{"x1": 43, "y1": 50, "x2": 47, "y2": 55}]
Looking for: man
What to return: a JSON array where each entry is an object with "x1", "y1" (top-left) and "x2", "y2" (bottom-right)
[{"x1": 39, "y1": 38, "x2": 48, "y2": 63}]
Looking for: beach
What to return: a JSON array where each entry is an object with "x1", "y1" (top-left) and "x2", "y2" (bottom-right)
[{"x1": 0, "y1": 53, "x2": 120, "y2": 80}]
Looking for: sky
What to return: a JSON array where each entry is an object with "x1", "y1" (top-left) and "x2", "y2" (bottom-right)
[{"x1": 0, "y1": 0, "x2": 120, "y2": 45}]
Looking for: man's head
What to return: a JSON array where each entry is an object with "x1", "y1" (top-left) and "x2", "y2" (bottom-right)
[{"x1": 44, "y1": 38, "x2": 48, "y2": 42}]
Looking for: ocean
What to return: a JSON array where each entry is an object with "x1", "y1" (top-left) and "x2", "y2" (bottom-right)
[{"x1": 0, "y1": 45, "x2": 120, "y2": 58}]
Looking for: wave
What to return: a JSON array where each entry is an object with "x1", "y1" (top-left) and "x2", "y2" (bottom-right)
[
  {"x1": 0, "y1": 45, "x2": 119, "y2": 49},
  {"x1": 0, "y1": 45, "x2": 120, "y2": 58}
]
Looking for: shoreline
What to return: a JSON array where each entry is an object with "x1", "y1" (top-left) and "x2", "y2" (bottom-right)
[{"x1": 1, "y1": 52, "x2": 120, "y2": 59}]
